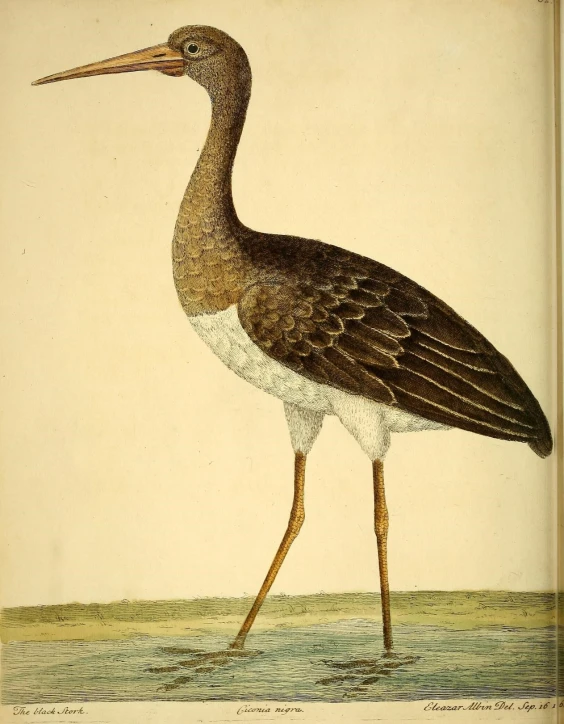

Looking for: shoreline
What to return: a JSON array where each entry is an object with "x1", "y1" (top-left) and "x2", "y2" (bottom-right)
[{"x1": 1, "y1": 591, "x2": 557, "y2": 644}]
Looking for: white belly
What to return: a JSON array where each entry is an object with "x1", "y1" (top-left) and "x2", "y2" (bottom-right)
[{"x1": 189, "y1": 306, "x2": 448, "y2": 459}]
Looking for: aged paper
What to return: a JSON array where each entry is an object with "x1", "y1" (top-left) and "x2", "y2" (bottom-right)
[{"x1": 0, "y1": 0, "x2": 558, "y2": 721}]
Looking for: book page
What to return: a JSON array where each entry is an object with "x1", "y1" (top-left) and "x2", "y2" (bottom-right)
[{"x1": 0, "y1": 0, "x2": 558, "y2": 722}]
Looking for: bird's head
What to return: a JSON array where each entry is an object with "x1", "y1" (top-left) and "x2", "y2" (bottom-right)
[{"x1": 32, "y1": 25, "x2": 251, "y2": 100}]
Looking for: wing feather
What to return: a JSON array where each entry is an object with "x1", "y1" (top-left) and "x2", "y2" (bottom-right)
[
  {"x1": 336, "y1": 333, "x2": 399, "y2": 368},
  {"x1": 390, "y1": 357, "x2": 534, "y2": 431},
  {"x1": 388, "y1": 384, "x2": 532, "y2": 440},
  {"x1": 406, "y1": 346, "x2": 524, "y2": 411},
  {"x1": 415, "y1": 335, "x2": 496, "y2": 372},
  {"x1": 237, "y1": 234, "x2": 551, "y2": 451}
]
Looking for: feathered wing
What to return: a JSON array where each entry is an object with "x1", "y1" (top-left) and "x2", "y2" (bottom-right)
[{"x1": 238, "y1": 237, "x2": 552, "y2": 457}]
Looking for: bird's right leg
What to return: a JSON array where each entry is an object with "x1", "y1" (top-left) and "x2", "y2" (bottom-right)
[
  {"x1": 230, "y1": 404, "x2": 323, "y2": 650},
  {"x1": 329, "y1": 392, "x2": 394, "y2": 652},
  {"x1": 373, "y1": 458, "x2": 393, "y2": 652}
]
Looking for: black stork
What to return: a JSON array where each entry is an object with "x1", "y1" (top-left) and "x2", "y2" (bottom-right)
[{"x1": 33, "y1": 25, "x2": 552, "y2": 654}]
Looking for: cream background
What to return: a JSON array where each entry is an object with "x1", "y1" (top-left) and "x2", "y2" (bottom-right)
[{"x1": 0, "y1": 0, "x2": 558, "y2": 611}]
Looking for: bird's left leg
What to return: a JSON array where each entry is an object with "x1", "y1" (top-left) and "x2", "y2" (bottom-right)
[{"x1": 230, "y1": 404, "x2": 323, "y2": 650}]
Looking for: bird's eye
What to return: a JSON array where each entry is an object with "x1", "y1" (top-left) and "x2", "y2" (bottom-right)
[{"x1": 186, "y1": 43, "x2": 200, "y2": 56}]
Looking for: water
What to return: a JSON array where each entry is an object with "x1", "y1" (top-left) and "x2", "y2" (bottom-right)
[{"x1": 2, "y1": 620, "x2": 559, "y2": 704}]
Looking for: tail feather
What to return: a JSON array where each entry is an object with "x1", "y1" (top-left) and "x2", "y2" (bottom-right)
[{"x1": 528, "y1": 416, "x2": 553, "y2": 458}]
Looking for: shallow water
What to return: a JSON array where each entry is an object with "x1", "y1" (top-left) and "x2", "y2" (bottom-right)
[{"x1": 2, "y1": 620, "x2": 559, "y2": 704}]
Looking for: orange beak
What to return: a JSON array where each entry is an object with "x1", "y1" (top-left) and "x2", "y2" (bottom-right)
[{"x1": 32, "y1": 43, "x2": 184, "y2": 85}]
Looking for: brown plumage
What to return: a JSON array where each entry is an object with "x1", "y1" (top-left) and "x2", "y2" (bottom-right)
[
  {"x1": 237, "y1": 233, "x2": 552, "y2": 456},
  {"x1": 33, "y1": 23, "x2": 552, "y2": 657},
  {"x1": 165, "y1": 25, "x2": 552, "y2": 459}
]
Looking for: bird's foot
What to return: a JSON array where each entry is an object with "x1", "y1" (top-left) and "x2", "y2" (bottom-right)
[
  {"x1": 148, "y1": 645, "x2": 261, "y2": 692},
  {"x1": 317, "y1": 652, "x2": 419, "y2": 697}
]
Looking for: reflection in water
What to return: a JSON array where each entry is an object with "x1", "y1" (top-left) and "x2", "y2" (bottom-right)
[
  {"x1": 143, "y1": 639, "x2": 420, "y2": 698},
  {"x1": 317, "y1": 654, "x2": 420, "y2": 698},
  {"x1": 150, "y1": 647, "x2": 262, "y2": 692},
  {"x1": 1, "y1": 620, "x2": 558, "y2": 704}
]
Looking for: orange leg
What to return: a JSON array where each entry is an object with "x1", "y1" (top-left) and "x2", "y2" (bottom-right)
[
  {"x1": 230, "y1": 452, "x2": 306, "y2": 650},
  {"x1": 373, "y1": 459, "x2": 393, "y2": 652}
]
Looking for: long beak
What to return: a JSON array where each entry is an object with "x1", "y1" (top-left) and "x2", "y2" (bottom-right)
[{"x1": 32, "y1": 43, "x2": 184, "y2": 86}]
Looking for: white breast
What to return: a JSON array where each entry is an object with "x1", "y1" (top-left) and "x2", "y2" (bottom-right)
[{"x1": 189, "y1": 306, "x2": 333, "y2": 413}]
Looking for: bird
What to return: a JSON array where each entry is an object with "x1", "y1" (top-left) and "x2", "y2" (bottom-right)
[{"x1": 33, "y1": 25, "x2": 552, "y2": 655}]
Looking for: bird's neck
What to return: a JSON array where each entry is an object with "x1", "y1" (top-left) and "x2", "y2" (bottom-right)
[
  {"x1": 172, "y1": 82, "x2": 252, "y2": 317},
  {"x1": 179, "y1": 87, "x2": 250, "y2": 225}
]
